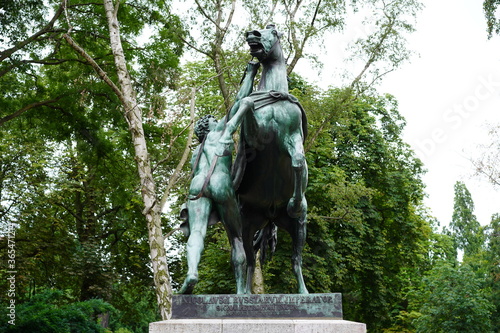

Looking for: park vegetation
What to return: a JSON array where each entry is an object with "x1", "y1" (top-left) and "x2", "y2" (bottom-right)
[{"x1": 0, "y1": 0, "x2": 499, "y2": 332}]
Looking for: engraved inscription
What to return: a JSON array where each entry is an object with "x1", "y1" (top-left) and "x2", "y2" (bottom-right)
[{"x1": 172, "y1": 293, "x2": 342, "y2": 319}]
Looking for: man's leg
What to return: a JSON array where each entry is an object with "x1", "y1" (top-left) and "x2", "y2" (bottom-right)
[{"x1": 179, "y1": 196, "x2": 212, "y2": 294}]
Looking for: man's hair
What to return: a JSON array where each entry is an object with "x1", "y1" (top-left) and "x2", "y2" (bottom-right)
[{"x1": 194, "y1": 114, "x2": 216, "y2": 142}]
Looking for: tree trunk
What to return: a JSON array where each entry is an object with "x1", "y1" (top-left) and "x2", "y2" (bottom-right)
[
  {"x1": 213, "y1": 49, "x2": 231, "y2": 112},
  {"x1": 103, "y1": 0, "x2": 172, "y2": 320},
  {"x1": 252, "y1": 250, "x2": 265, "y2": 294}
]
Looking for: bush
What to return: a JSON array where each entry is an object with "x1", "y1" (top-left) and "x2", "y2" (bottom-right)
[
  {"x1": 414, "y1": 263, "x2": 494, "y2": 333},
  {"x1": 0, "y1": 289, "x2": 115, "y2": 333}
]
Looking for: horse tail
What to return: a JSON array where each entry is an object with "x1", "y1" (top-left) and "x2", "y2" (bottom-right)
[{"x1": 253, "y1": 222, "x2": 278, "y2": 265}]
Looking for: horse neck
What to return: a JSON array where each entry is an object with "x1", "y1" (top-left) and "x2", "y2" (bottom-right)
[{"x1": 258, "y1": 52, "x2": 288, "y2": 92}]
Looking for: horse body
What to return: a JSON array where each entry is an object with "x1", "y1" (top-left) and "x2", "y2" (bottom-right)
[
  {"x1": 228, "y1": 25, "x2": 309, "y2": 294},
  {"x1": 238, "y1": 117, "x2": 293, "y2": 208}
]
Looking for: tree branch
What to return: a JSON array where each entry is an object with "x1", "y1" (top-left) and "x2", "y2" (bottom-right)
[
  {"x1": 62, "y1": 33, "x2": 124, "y2": 105},
  {"x1": 153, "y1": 121, "x2": 192, "y2": 172},
  {"x1": 0, "y1": 1, "x2": 65, "y2": 62},
  {"x1": 158, "y1": 87, "x2": 196, "y2": 212},
  {"x1": 0, "y1": 58, "x2": 89, "y2": 78},
  {"x1": 223, "y1": 0, "x2": 237, "y2": 33},
  {"x1": 350, "y1": 16, "x2": 395, "y2": 91},
  {"x1": 305, "y1": 91, "x2": 353, "y2": 152},
  {"x1": 96, "y1": 205, "x2": 122, "y2": 220},
  {"x1": 177, "y1": 34, "x2": 212, "y2": 59},
  {"x1": 54, "y1": 201, "x2": 86, "y2": 224},
  {"x1": 264, "y1": 0, "x2": 279, "y2": 27},
  {"x1": 194, "y1": 0, "x2": 219, "y2": 28},
  {"x1": 0, "y1": 97, "x2": 64, "y2": 126},
  {"x1": 164, "y1": 227, "x2": 181, "y2": 239}
]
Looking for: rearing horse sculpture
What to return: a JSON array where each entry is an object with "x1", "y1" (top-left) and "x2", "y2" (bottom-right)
[{"x1": 219, "y1": 24, "x2": 309, "y2": 294}]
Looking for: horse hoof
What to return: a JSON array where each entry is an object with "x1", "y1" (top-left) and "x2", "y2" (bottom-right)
[
  {"x1": 236, "y1": 288, "x2": 249, "y2": 295},
  {"x1": 298, "y1": 284, "x2": 309, "y2": 294}
]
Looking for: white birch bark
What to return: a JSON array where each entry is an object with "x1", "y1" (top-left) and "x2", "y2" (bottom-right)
[
  {"x1": 252, "y1": 250, "x2": 265, "y2": 294},
  {"x1": 103, "y1": 0, "x2": 172, "y2": 320}
]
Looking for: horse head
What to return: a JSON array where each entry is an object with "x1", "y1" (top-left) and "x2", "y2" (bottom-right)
[{"x1": 246, "y1": 24, "x2": 284, "y2": 62}]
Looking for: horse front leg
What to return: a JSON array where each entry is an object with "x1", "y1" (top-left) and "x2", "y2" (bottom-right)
[{"x1": 219, "y1": 97, "x2": 254, "y2": 144}]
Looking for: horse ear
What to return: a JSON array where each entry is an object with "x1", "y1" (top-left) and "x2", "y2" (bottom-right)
[{"x1": 271, "y1": 29, "x2": 283, "y2": 39}]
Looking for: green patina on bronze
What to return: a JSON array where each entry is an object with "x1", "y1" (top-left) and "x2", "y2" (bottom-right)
[
  {"x1": 179, "y1": 62, "x2": 260, "y2": 295},
  {"x1": 180, "y1": 24, "x2": 309, "y2": 295}
]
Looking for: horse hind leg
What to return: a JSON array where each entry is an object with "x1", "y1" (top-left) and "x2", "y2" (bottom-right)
[
  {"x1": 292, "y1": 210, "x2": 309, "y2": 294},
  {"x1": 278, "y1": 212, "x2": 309, "y2": 294},
  {"x1": 240, "y1": 216, "x2": 260, "y2": 294},
  {"x1": 287, "y1": 151, "x2": 308, "y2": 219},
  {"x1": 244, "y1": 229, "x2": 258, "y2": 294}
]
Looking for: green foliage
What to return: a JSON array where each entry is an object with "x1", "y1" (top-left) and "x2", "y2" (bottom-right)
[
  {"x1": 449, "y1": 181, "x2": 486, "y2": 258},
  {"x1": 178, "y1": 52, "x2": 251, "y2": 116},
  {"x1": 486, "y1": 214, "x2": 500, "y2": 332},
  {"x1": 484, "y1": 0, "x2": 500, "y2": 38},
  {"x1": 427, "y1": 227, "x2": 458, "y2": 266},
  {"x1": 414, "y1": 262, "x2": 494, "y2": 333},
  {"x1": 5, "y1": 1, "x2": 499, "y2": 331},
  {"x1": 0, "y1": 289, "x2": 115, "y2": 333},
  {"x1": 396, "y1": 189, "x2": 500, "y2": 333},
  {"x1": 0, "y1": 0, "x2": 186, "y2": 329},
  {"x1": 108, "y1": 283, "x2": 159, "y2": 333}
]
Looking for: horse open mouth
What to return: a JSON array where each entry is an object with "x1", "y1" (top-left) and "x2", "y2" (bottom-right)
[{"x1": 249, "y1": 42, "x2": 265, "y2": 56}]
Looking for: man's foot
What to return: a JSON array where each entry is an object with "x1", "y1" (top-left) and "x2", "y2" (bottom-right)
[{"x1": 178, "y1": 274, "x2": 198, "y2": 294}]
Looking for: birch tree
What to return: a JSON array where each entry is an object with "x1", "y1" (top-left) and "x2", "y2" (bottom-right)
[
  {"x1": 1, "y1": 0, "x2": 190, "y2": 320},
  {"x1": 104, "y1": 0, "x2": 173, "y2": 319},
  {"x1": 62, "y1": 0, "x2": 193, "y2": 319}
]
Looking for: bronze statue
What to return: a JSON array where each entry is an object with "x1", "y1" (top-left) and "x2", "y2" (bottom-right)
[
  {"x1": 179, "y1": 62, "x2": 260, "y2": 294},
  {"x1": 181, "y1": 24, "x2": 308, "y2": 294}
]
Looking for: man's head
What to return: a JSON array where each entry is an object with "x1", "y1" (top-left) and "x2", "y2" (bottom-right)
[{"x1": 194, "y1": 114, "x2": 216, "y2": 142}]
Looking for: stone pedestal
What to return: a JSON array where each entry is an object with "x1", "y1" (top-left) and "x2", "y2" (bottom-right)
[
  {"x1": 149, "y1": 319, "x2": 366, "y2": 333},
  {"x1": 150, "y1": 294, "x2": 366, "y2": 333}
]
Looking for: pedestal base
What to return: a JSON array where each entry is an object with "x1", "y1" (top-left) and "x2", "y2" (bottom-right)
[{"x1": 149, "y1": 319, "x2": 366, "y2": 333}]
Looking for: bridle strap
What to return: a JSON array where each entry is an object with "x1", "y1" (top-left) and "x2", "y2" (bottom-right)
[
  {"x1": 259, "y1": 35, "x2": 281, "y2": 63},
  {"x1": 189, "y1": 136, "x2": 206, "y2": 181}
]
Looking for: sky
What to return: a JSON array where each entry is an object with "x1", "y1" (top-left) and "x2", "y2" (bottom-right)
[
  {"x1": 296, "y1": 0, "x2": 500, "y2": 227},
  {"x1": 379, "y1": 0, "x2": 500, "y2": 227}
]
